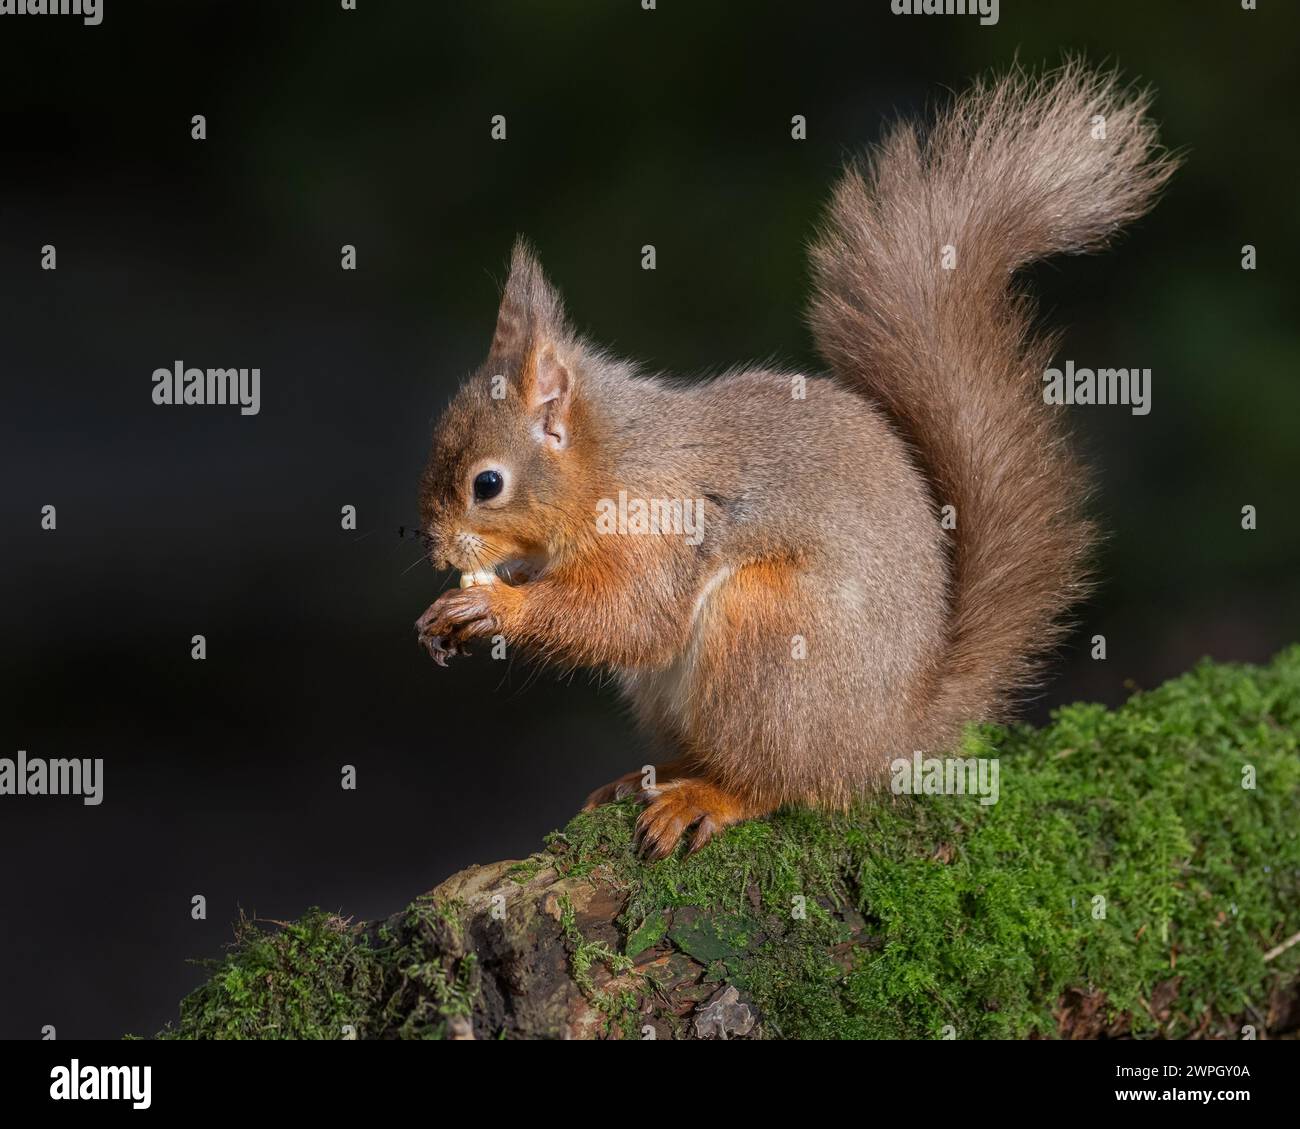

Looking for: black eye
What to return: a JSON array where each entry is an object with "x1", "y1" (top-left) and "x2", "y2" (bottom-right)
[{"x1": 473, "y1": 469, "x2": 504, "y2": 502}]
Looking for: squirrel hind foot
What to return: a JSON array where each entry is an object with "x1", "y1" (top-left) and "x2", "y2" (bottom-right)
[
  {"x1": 632, "y1": 778, "x2": 767, "y2": 860},
  {"x1": 582, "y1": 758, "x2": 694, "y2": 812}
]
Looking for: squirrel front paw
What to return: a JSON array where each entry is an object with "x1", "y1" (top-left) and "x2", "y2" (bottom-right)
[{"x1": 415, "y1": 585, "x2": 501, "y2": 665}]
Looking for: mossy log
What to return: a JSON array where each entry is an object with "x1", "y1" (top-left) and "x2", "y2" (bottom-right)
[{"x1": 159, "y1": 650, "x2": 1300, "y2": 1040}]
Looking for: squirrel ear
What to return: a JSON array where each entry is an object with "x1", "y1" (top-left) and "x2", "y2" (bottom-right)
[
  {"x1": 488, "y1": 284, "x2": 528, "y2": 361},
  {"x1": 524, "y1": 342, "x2": 573, "y2": 451},
  {"x1": 489, "y1": 238, "x2": 566, "y2": 362},
  {"x1": 490, "y1": 239, "x2": 575, "y2": 450}
]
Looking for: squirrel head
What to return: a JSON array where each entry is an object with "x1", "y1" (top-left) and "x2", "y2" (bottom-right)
[{"x1": 419, "y1": 240, "x2": 600, "y2": 586}]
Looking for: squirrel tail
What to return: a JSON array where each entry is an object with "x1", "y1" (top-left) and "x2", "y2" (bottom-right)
[{"x1": 806, "y1": 61, "x2": 1176, "y2": 738}]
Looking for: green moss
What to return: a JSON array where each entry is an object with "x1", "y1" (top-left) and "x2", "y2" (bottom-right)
[
  {"x1": 625, "y1": 908, "x2": 669, "y2": 958},
  {"x1": 557, "y1": 892, "x2": 642, "y2": 1035},
  {"x1": 504, "y1": 855, "x2": 550, "y2": 885},
  {"x1": 545, "y1": 647, "x2": 1300, "y2": 1038},
  {"x1": 558, "y1": 893, "x2": 632, "y2": 991},
  {"x1": 156, "y1": 648, "x2": 1300, "y2": 1039},
  {"x1": 155, "y1": 899, "x2": 478, "y2": 1040},
  {"x1": 154, "y1": 910, "x2": 375, "y2": 1040}
]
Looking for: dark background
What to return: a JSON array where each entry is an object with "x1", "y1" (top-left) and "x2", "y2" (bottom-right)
[{"x1": 1, "y1": 1, "x2": 1296, "y2": 1039}]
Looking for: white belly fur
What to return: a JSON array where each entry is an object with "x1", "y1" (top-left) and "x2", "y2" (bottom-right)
[{"x1": 619, "y1": 564, "x2": 733, "y2": 727}]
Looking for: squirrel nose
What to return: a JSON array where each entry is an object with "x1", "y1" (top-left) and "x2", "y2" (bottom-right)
[{"x1": 417, "y1": 526, "x2": 448, "y2": 570}]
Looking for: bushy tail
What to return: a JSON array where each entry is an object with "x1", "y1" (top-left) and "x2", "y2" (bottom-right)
[{"x1": 807, "y1": 61, "x2": 1176, "y2": 735}]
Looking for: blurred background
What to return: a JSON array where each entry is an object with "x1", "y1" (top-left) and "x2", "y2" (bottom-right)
[{"x1": 0, "y1": 1, "x2": 1296, "y2": 1039}]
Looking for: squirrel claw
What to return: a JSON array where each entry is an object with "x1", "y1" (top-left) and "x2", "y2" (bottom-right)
[
  {"x1": 582, "y1": 774, "x2": 651, "y2": 811},
  {"x1": 583, "y1": 760, "x2": 694, "y2": 811},
  {"x1": 632, "y1": 779, "x2": 752, "y2": 860},
  {"x1": 415, "y1": 587, "x2": 499, "y2": 666},
  {"x1": 419, "y1": 630, "x2": 462, "y2": 666},
  {"x1": 585, "y1": 767, "x2": 753, "y2": 858}
]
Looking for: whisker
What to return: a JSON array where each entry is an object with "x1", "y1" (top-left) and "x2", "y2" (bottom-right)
[
  {"x1": 509, "y1": 656, "x2": 549, "y2": 701},
  {"x1": 400, "y1": 555, "x2": 430, "y2": 577}
]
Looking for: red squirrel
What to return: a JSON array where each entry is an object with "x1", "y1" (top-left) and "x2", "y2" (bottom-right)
[{"x1": 415, "y1": 63, "x2": 1175, "y2": 858}]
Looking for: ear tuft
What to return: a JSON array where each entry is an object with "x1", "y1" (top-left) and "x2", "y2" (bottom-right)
[{"x1": 489, "y1": 238, "x2": 567, "y2": 361}]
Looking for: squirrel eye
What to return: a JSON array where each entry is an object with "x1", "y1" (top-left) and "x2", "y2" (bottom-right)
[{"x1": 473, "y1": 469, "x2": 504, "y2": 502}]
